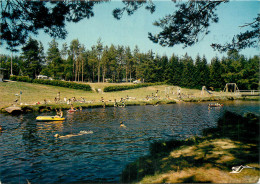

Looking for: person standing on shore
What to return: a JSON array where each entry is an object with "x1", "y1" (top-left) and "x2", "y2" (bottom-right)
[
  {"x1": 114, "y1": 99, "x2": 118, "y2": 107},
  {"x1": 178, "y1": 88, "x2": 181, "y2": 98}
]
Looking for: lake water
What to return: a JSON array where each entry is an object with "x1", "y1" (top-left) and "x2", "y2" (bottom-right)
[{"x1": 0, "y1": 101, "x2": 259, "y2": 183}]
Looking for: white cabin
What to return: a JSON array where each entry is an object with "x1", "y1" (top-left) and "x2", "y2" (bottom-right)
[{"x1": 36, "y1": 75, "x2": 48, "y2": 79}]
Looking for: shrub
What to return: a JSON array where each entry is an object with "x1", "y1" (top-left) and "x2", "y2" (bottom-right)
[
  {"x1": 9, "y1": 75, "x2": 92, "y2": 91},
  {"x1": 10, "y1": 75, "x2": 17, "y2": 81},
  {"x1": 15, "y1": 76, "x2": 32, "y2": 83},
  {"x1": 103, "y1": 82, "x2": 164, "y2": 92}
]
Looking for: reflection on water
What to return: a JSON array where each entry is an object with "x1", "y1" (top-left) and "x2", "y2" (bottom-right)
[{"x1": 0, "y1": 101, "x2": 259, "y2": 183}]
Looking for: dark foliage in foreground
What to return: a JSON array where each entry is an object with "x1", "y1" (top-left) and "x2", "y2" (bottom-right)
[
  {"x1": 203, "y1": 111, "x2": 259, "y2": 143},
  {"x1": 121, "y1": 111, "x2": 259, "y2": 183}
]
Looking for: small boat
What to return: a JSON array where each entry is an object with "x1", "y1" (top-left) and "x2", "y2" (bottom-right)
[
  {"x1": 67, "y1": 109, "x2": 77, "y2": 113},
  {"x1": 208, "y1": 103, "x2": 224, "y2": 107},
  {"x1": 36, "y1": 116, "x2": 65, "y2": 121}
]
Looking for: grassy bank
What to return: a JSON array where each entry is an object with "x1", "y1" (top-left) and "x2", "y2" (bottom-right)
[
  {"x1": 0, "y1": 81, "x2": 258, "y2": 113},
  {"x1": 121, "y1": 111, "x2": 260, "y2": 183},
  {"x1": 0, "y1": 81, "x2": 176, "y2": 111},
  {"x1": 0, "y1": 99, "x2": 178, "y2": 113}
]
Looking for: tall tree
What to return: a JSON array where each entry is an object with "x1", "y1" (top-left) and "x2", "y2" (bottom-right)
[
  {"x1": 96, "y1": 39, "x2": 103, "y2": 83},
  {"x1": 124, "y1": 46, "x2": 133, "y2": 82},
  {"x1": 21, "y1": 37, "x2": 43, "y2": 78},
  {"x1": 200, "y1": 55, "x2": 210, "y2": 87},
  {"x1": 181, "y1": 53, "x2": 195, "y2": 88},
  {"x1": 133, "y1": 45, "x2": 141, "y2": 81},
  {"x1": 78, "y1": 44, "x2": 86, "y2": 82},
  {"x1": 69, "y1": 39, "x2": 81, "y2": 81},
  {"x1": 101, "y1": 46, "x2": 109, "y2": 83},
  {"x1": 88, "y1": 46, "x2": 98, "y2": 82},
  {"x1": 46, "y1": 39, "x2": 64, "y2": 79},
  {"x1": 209, "y1": 56, "x2": 223, "y2": 89},
  {"x1": 166, "y1": 54, "x2": 181, "y2": 85},
  {"x1": 158, "y1": 55, "x2": 168, "y2": 82},
  {"x1": 61, "y1": 43, "x2": 69, "y2": 60},
  {"x1": 116, "y1": 45, "x2": 125, "y2": 82},
  {"x1": 0, "y1": 55, "x2": 21, "y2": 78},
  {"x1": 245, "y1": 55, "x2": 259, "y2": 90},
  {"x1": 107, "y1": 44, "x2": 118, "y2": 82},
  {"x1": 194, "y1": 54, "x2": 202, "y2": 87}
]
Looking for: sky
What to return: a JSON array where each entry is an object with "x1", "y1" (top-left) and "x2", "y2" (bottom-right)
[{"x1": 1, "y1": 0, "x2": 259, "y2": 62}]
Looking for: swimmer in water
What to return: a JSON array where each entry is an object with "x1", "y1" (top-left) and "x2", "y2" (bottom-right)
[
  {"x1": 54, "y1": 130, "x2": 93, "y2": 139},
  {"x1": 120, "y1": 121, "x2": 126, "y2": 128}
]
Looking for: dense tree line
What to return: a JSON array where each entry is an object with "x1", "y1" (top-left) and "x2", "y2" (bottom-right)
[{"x1": 0, "y1": 38, "x2": 259, "y2": 90}]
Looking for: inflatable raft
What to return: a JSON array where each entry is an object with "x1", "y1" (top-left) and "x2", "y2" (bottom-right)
[
  {"x1": 208, "y1": 103, "x2": 224, "y2": 107},
  {"x1": 36, "y1": 116, "x2": 65, "y2": 121},
  {"x1": 67, "y1": 109, "x2": 77, "y2": 113}
]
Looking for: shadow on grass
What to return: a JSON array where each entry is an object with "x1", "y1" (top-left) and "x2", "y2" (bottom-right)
[
  {"x1": 121, "y1": 111, "x2": 259, "y2": 183},
  {"x1": 179, "y1": 175, "x2": 212, "y2": 183},
  {"x1": 203, "y1": 111, "x2": 259, "y2": 144}
]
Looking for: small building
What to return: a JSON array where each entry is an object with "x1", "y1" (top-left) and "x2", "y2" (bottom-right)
[
  {"x1": 104, "y1": 78, "x2": 111, "y2": 83},
  {"x1": 36, "y1": 75, "x2": 48, "y2": 79},
  {"x1": 0, "y1": 68, "x2": 6, "y2": 82}
]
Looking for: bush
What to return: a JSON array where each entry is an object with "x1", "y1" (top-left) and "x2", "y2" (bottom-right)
[
  {"x1": 103, "y1": 82, "x2": 164, "y2": 92},
  {"x1": 10, "y1": 75, "x2": 17, "y2": 81},
  {"x1": 10, "y1": 75, "x2": 92, "y2": 91},
  {"x1": 10, "y1": 75, "x2": 32, "y2": 83}
]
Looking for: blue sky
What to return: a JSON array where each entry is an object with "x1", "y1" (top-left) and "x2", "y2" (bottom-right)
[{"x1": 1, "y1": 1, "x2": 259, "y2": 62}]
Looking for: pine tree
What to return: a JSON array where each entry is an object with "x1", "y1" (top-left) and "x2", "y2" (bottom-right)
[
  {"x1": 125, "y1": 46, "x2": 133, "y2": 82},
  {"x1": 69, "y1": 39, "x2": 81, "y2": 81},
  {"x1": 194, "y1": 54, "x2": 210, "y2": 88},
  {"x1": 46, "y1": 39, "x2": 63, "y2": 79},
  {"x1": 209, "y1": 56, "x2": 223, "y2": 89},
  {"x1": 200, "y1": 55, "x2": 210, "y2": 87},
  {"x1": 181, "y1": 53, "x2": 195, "y2": 88},
  {"x1": 96, "y1": 39, "x2": 103, "y2": 83},
  {"x1": 21, "y1": 37, "x2": 43, "y2": 78}
]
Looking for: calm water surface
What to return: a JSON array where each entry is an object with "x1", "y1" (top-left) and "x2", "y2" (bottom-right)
[{"x1": 0, "y1": 101, "x2": 259, "y2": 183}]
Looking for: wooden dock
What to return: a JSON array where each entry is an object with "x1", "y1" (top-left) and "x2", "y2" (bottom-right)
[{"x1": 239, "y1": 90, "x2": 260, "y2": 97}]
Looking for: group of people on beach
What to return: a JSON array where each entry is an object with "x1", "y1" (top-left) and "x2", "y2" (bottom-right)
[
  {"x1": 63, "y1": 96, "x2": 86, "y2": 105},
  {"x1": 41, "y1": 89, "x2": 168, "y2": 107},
  {"x1": 113, "y1": 98, "x2": 126, "y2": 107},
  {"x1": 51, "y1": 92, "x2": 87, "y2": 105},
  {"x1": 145, "y1": 90, "x2": 159, "y2": 101},
  {"x1": 101, "y1": 96, "x2": 134, "y2": 108}
]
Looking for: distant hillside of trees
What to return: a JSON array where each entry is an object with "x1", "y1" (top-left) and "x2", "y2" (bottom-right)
[{"x1": 0, "y1": 38, "x2": 259, "y2": 90}]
